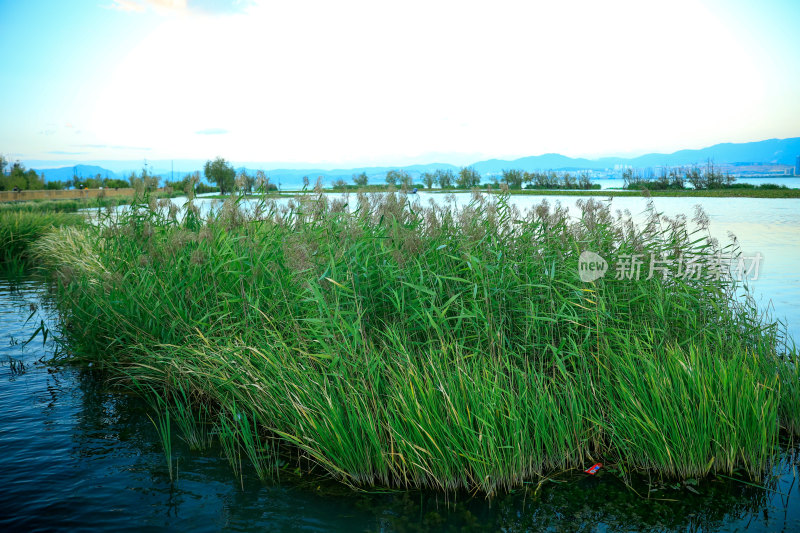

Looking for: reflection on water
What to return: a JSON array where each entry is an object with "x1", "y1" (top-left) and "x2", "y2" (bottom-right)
[{"x1": 1, "y1": 270, "x2": 800, "y2": 531}]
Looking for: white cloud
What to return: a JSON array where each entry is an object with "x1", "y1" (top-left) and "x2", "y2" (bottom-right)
[
  {"x1": 106, "y1": 0, "x2": 251, "y2": 15},
  {"x1": 106, "y1": 0, "x2": 146, "y2": 12},
  {"x1": 149, "y1": 0, "x2": 188, "y2": 9},
  {"x1": 86, "y1": 0, "x2": 785, "y2": 164}
]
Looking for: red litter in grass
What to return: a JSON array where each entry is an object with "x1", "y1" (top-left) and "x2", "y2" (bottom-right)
[{"x1": 584, "y1": 463, "x2": 602, "y2": 475}]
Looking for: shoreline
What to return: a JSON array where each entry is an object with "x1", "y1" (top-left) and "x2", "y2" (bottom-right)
[{"x1": 275, "y1": 187, "x2": 800, "y2": 199}]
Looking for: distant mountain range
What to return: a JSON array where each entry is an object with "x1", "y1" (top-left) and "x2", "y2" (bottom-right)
[
  {"x1": 471, "y1": 137, "x2": 800, "y2": 173},
  {"x1": 35, "y1": 165, "x2": 125, "y2": 182},
  {"x1": 29, "y1": 136, "x2": 800, "y2": 185}
]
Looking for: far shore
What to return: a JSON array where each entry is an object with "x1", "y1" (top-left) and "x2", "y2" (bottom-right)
[
  {"x1": 288, "y1": 186, "x2": 800, "y2": 199},
  {"x1": 3, "y1": 185, "x2": 799, "y2": 204}
]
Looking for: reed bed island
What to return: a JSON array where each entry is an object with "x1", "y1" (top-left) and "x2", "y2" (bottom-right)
[{"x1": 32, "y1": 187, "x2": 799, "y2": 494}]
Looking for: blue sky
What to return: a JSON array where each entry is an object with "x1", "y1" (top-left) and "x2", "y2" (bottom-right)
[{"x1": 1, "y1": 0, "x2": 799, "y2": 168}]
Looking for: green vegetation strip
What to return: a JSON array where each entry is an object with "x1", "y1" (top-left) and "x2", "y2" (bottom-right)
[
  {"x1": 0, "y1": 192, "x2": 174, "y2": 267},
  {"x1": 472, "y1": 188, "x2": 800, "y2": 198},
  {"x1": 31, "y1": 190, "x2": 800, "y2": 494},
  {"x1": 291, "y1": 187, "x2": 800, "y2": 198},
  {"x1": 0, "y1": 210, "x2": 86, "y2": 266}
]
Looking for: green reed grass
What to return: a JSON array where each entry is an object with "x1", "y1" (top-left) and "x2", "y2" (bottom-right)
[
  {"x1": 0, "y1": 211, "x2": 85, "y2": 265},
  {"x1": 33, "y1": 188, "x2": 798, "y2": 494},
  {"x1": 0, "y1": 198, "x2": 129, "y2": 214},
  {"x1": 146, "y1": 395, "x2": 174, "y2": 481},
  {"x1": 0, "y1": 200, "x2": 85, "y2": 213},
  {"x1": 169, "y1": 381, "x2": 213, "y2": 451},
  {"x1": 218, "y1": 409, "x2": 245, "y2": 484},
  {"x1": 0, "y1": 193, "x2": 181, "y2": 215}
]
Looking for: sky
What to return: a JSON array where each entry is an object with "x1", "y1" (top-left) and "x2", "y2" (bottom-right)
[{"x1": 1, "y1": 0, "x2": 799, "y2": 168}]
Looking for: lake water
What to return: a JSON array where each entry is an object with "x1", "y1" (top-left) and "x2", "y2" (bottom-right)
[{"x1": 5, "y1": 193, "x2": 798, "y2": 530}]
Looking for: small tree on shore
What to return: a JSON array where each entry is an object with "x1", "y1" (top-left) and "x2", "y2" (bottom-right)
[
  {"x1": 255, "y1": 170, "x2": 274, "y2": 192},
  {"x1": 204, "y1": 157, "x2": 236, "y2": 194},
  {"x1": 457, "y1": 167, "x2": 481, "y2": 188},
  {"x1": 236, "y1": 170, "x2": 256, "y2": 193},
  {"x1": 353, "y1": 172, "x2": 369, "y2": 187},
  {"x1": 501, "y1": 169, "x2": 523, "y2": 189},
  {"x1": 434, "y1": 169, "x2": 454, "y2": 189},
  {"x1": 385, "y1": 170, "x2": 412, "y2": 188},
  {"x1": 0, "y1": 160, "x2": 45, "y2": 191}
]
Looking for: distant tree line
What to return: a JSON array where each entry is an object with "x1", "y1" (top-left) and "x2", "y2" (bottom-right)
[
  {"x1": 202, "y1": 157, "x2": 277, "y2": 195},
  {"x1": 0, "y1": 155, "x2": 131, "y2": 192},
  {"x1": 0, "y1": 154, "x2": 283, "y2": 196},
  {"x1": 340, "y1": 168, "x2": 481, "y2": 190},
  {"x1": 336, "y1": 167, "x2": 597, "y2": 190},
  {"x1": 0, "y1": 154, "x2": 165, "y2": 192},
  {"x1": 623, "y1": 162, "x2": 735, "y2": 190},
  {"x1": 0, "y1": 156, "x2": 51, "y2": 191},
  {"x1": 493, "y1": 170, "x2": 596, "y2": 190},
  {"x1": 1, "y1": 153, "x2": 603, "y2": 194}
]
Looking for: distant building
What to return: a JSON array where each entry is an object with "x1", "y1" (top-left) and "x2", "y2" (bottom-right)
[{"x1": 796, "y1": 155, "x2": 800, "y2": 176}]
